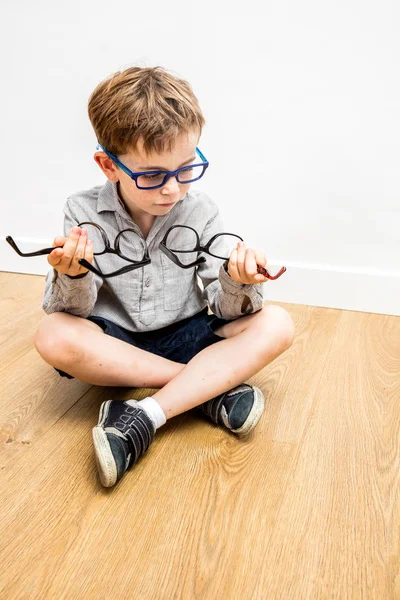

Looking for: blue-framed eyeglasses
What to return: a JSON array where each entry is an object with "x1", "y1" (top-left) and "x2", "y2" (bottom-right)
[{"x1": 97, "y1": 144, "x2": 209, "y2": 190}]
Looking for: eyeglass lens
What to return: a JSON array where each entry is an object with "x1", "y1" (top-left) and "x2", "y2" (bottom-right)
[
  {"x1": 137, "y1": 164, "x2": 205, "y2": 189},
  {"x1": 164, "y1": 228, "x2": 240, "y2": 265},
  {"x1": 82, "y1": 224, "x2": 146, "y2": 262}
]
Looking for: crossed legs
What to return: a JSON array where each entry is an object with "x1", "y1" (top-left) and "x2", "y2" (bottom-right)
[{"x1": 34, "y1": 305, "x2": 295, "y2": 419}]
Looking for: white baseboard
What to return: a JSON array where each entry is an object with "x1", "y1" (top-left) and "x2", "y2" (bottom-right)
[
  {"x1": 263, "y1": 261, "x2": 399, "y2": 317},
  {"x1": 1, "y1": 237, "x2": 399, "y2": 316}
]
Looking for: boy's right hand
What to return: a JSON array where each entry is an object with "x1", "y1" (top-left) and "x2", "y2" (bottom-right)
[{"x1": 48, "y1": 226, "x2": 94, "y2": 276}]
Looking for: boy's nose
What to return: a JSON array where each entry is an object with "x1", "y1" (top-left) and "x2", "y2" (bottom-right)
[{"x1": 162, "y1": 174, "x2": 180, "y2": 194}]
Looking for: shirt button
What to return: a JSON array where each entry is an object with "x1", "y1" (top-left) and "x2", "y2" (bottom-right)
[{"x1": 145, "y1": 279, "x2": 151, "y2": 287}]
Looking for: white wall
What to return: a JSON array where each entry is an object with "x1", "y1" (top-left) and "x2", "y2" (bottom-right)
[{"x1": 1, "y1": 0, "x2": 399, "y2": 315}]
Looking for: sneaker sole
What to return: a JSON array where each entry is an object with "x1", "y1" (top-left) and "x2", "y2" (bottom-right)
[
  {"x1": 231, "y1": 386, "x2": 265, "y2": 435},
  {"x1": 92, "y1": 425, "x2": 118, "y2": 488}
]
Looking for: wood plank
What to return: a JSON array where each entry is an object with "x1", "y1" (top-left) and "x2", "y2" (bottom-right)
[
  {"x1": 250, "y1": 310, "x2": 400, "y2": 599},
  {"x1": 0, "y1": 272, "x2": 46, "y2": 367},
  {"x1": 253, "y1": 303, "x2": 342, "y2": 444},
  {"x1": 0, "y1": 349, "x2": 91, "y2": 468},
  {"x1": 0, "y1": 273, "x2": 399, "y2": 599},
  {"x1": 0, "y1": 387, "x2": 296, "y2": 599}
]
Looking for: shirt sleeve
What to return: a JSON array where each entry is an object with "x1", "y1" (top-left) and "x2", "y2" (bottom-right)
[
  {"x1": 42, "y1": 202, "x2": 103, "y2": 317},
  {"x1": 196, "y1": 206, "x2": 264, "y2": 320}
]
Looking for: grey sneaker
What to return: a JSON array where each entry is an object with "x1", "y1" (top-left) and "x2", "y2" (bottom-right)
[
  {"x1": 92, "y1": 400, "x2": 155, "y2": 488},
  {"x1": 201, "y1": 384, "x2": 264, "y2": 434}
]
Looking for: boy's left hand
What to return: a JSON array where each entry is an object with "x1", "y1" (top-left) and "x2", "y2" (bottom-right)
[{"x1": 227, "y1": 241, "x2": 269, "y2": 284}]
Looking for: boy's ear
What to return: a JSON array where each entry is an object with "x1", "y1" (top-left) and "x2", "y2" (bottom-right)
[{"x1": 93, "y1": 152, "x2": 119, "y2": 182}]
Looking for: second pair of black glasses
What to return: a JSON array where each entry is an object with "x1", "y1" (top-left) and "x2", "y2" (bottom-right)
[{"x1": 6, "y1": 222, "x2": 286, "y2": 280}]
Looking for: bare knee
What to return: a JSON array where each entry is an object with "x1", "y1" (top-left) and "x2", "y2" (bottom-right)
[
  {"x1": 256, "y1": 305, "x2": 295, "y2": 351},
  {"x1": 34, "y1": 312, "x2": 94, "y2": 366}
]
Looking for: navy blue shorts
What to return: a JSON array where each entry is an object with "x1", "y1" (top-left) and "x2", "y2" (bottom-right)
[{"x1": 55, "y1": 307, "x2": 234, "y2": 379}]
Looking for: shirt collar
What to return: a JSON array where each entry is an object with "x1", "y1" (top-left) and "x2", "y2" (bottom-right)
[{"x1": 97, "y1": 180, "x2": 124, "y2": 213}]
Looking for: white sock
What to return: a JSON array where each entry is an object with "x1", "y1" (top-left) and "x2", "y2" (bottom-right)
[{"x1": 126, "y1": 397, "x2": 166, "y2": 429}]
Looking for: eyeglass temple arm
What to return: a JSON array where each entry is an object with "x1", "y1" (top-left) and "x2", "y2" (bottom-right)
[
  {"x1": 195, "y1": 147, "x2": 208, "y2": 163},
  {"x1": 96, "y1": 144, "x2": 133, "y2": 178},
  {"x1": 78, "y1": 258, "x2": 151, "y2": 278},
  {"x1": 6, "y1": 236, "x2": 63, "y2": 257},
  {"x1": 257, "y1": 265, "x2": 287, "y2": 280}
]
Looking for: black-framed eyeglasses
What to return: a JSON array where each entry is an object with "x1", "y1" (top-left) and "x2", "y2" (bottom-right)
[
  {"x1": 160, "y1": 225, "x2": 239, "y2": 267},
  {"x1": 97, "y1": 144, "x2": 209, "y2": 190},
  {"x1": 6, "y1": 223, "x2": 286, "y2": 280},
  {"x1": 6, "y1": 222, "x2": 150, "y2": 279},
  {"x1": 159, "y1": 225, "x2": 286, "y2": 279}
]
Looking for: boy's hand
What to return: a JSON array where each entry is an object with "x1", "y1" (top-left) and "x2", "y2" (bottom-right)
[
  {"x1": 47, "y1": 226, "x2": 94, "y2": 276},
  {"x1": 227, "y1": 241, "x2": 269, "y2": 284}
]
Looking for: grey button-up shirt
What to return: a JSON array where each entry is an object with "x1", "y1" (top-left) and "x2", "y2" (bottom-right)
[{"x1": 42, "y1": 180, "x2": 264, "y2": 332}]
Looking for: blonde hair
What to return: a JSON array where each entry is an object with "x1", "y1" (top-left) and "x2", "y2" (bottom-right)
[{"x1": 88, "y1": 66, "x2": 205, "y2": 156}]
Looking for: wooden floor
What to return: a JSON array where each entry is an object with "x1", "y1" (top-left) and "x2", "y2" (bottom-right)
[{"x1": 0, "y1": 271, "x2": 399, "y2": 600}]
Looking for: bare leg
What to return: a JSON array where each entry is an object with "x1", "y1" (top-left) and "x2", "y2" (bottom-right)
[
  {"x1": 152, "y1": 304, "x2": 294, "y2": 418},
  {"x1": 34, "y1": 313, "x2": 185, "y2": 388}
]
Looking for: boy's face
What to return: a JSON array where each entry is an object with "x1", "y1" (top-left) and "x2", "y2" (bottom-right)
[{"x1": 95, "y1": 129, "x2": 200, "y2": 220}]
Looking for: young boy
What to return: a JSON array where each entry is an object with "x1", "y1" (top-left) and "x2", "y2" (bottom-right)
[{"x1": 34, "y1": 66, "x2": 295, "y2": 488}]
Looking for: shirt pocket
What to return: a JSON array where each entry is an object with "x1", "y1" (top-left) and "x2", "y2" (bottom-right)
[{"x1": 161, "y1": 254, "x2": 195, "y2": 311}]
